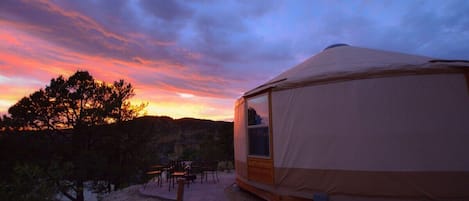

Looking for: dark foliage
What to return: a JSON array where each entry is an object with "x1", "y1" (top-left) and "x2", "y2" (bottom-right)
[
  {"x1": 0, "y1": 71, "x2": 146, "y2": 201},
  {"x1": 0, "y1": 71, "x2": 234, "y2": 201}
]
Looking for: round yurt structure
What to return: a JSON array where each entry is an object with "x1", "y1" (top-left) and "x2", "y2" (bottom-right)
[{"x1": 233, "y1": 44, "x2": 469, "y2": 201}]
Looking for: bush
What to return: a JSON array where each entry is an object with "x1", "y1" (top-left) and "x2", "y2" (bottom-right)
[{"x1": 0, "y1": 164, "x2": 57, "y2": 201}]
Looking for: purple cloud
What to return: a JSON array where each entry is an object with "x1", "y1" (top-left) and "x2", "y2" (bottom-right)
[{"x1": 1, "y1": 0, "x2": 468, "y2": 120}]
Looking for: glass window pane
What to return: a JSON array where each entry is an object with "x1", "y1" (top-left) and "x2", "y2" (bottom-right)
[
  {"x1": 248, "y1": 127, "x2": 270, "y2": 156},
  {"x1": 247, "y1": 94, "x2": 269, "y2": 126}
]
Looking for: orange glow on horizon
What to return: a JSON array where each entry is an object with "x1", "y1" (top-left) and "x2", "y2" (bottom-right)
[{"x1": 144, "y1": 102, "x2": 233, "y2": 121}]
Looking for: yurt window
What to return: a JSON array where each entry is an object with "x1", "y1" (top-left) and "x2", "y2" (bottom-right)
[{"x1": 246, "y1": 94, "x2": 270, "y2": 157}]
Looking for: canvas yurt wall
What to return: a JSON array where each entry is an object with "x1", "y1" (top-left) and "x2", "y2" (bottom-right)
[{"x1": 234, "y1": 44, "x2": 469, "y2": 201}]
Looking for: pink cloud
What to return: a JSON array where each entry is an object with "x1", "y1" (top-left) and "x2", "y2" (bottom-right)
[{"x1": 0, "y1": 20, "x2": 239, "y2": 120}]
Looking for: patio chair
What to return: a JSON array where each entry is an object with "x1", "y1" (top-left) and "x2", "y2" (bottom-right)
[{"x1": 201, "y1": 161, "x2": 219, "y2": 183}]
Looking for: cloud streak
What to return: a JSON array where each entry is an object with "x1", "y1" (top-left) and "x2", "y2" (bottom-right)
[{"x1": 1, "y1": 0, "x2": 468, "y2": 120}]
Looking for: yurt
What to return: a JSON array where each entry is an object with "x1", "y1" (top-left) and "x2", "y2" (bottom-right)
[{"x1": 233, "y1": 44, "x2": 469, "y2": 201}]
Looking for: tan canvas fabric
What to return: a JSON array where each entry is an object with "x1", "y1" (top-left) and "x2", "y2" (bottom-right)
[
  {"x1": 245, "y1": 45, "x2": 469, "y2": 96},
  {"x1": 275, "y1": 168, "x2": 469, "y2": 200},
  {"x1": 234, "y1": 98, "x2": 247, "y2": 163},
  {"x1": 271, "y1": 74, "x2": 469, "y2": 171}
]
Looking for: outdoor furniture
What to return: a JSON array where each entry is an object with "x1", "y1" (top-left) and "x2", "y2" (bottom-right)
[
  {"x1": 183, "y1": 163, "x2": 197, "y2": 185},
  {"x1": 165, "y1": 165, "x2": 174, "y2": 191},
  {"x1": 201, "y1": 161, "x2": 219, "y2": 183},
  {"x1": 166, "y1": 161, "x2": 180, "y2": 181},
  {"x1": 189, "y1": 161, "x2": 206, "y2": 183},
  {"x1": 170, "y1": 171, "x2": 186, "y2": 191},
  {"x1": 143, "y1": 164, "x2": 169, "y2": 189},
  {"x1": 143, "y1": 170, "x2": 162, "y2": 189},
  {"x1": 184, "y1": 174, "x2": 196, "y2": 184}
]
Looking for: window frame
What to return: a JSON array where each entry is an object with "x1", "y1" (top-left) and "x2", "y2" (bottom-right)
[{"x1": 246, "y1": 92, "x2": 272, "y2": 159}]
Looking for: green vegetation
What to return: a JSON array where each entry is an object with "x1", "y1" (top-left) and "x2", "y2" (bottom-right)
[
  {"x1": 0, "y1": 164, "x2": 57, "y2": 201},
  {"x1": 0, "y1": 71, "x2": 234, "y2": 201}
]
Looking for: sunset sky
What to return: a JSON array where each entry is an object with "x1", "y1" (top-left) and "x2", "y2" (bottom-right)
[{"x1": 1, "y1": 0, "x2": 468, "y2": 121}]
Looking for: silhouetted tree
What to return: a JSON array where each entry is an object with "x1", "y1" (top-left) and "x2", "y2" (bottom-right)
[
  {"x1": 4, "y1": 71, "x2": 146, "y2": 201},
  {"x1": 108, "y1": 80, "x2": 146, "y2": 122}
]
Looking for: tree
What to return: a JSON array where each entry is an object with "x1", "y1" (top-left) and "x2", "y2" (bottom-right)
[
  {"x1": 5, "y1": 70, "x2": 146, "y2": 201},
  {"x1": 108, "y1": 80, "x2": 146, "y2": 122},
  {"x1": 0, "y1": 164, "x2": 57, "y2": 201}
]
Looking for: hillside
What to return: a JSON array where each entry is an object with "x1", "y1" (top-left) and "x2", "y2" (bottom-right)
[
  {"x1": 0, "y1": 116, "x2": 234, "y2": 200},
  {"x1": 0, "y1": 115, "x2": 234, "y2": 171},
  {"x1": 114, "y1": 116, "x2": 234, "y2": 162}
]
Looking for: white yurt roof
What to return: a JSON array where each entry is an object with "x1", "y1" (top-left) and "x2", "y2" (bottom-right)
[{"x1": 245, "y1": 44, "x2": 469, "y2": 96}]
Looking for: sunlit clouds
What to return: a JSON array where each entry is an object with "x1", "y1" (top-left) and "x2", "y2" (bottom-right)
[
  {"x1": 178, "y1": 93, "x2": 195, "y2": 99},
  {"x1": 1, "y1": 0, "x2": 468, "y2": 120}
]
